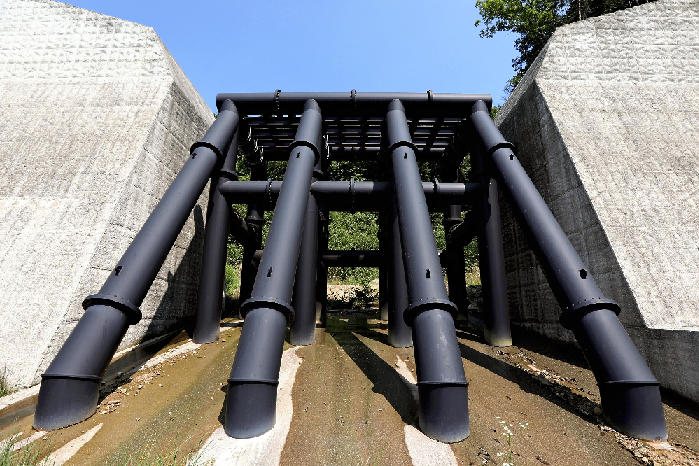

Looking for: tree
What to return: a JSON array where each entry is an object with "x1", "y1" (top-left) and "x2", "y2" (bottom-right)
[{"x1": 475, "y1": 0, "x2": 655, "y2": 93}]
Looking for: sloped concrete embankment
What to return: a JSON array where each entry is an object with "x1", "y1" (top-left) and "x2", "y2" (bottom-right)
[
  {"x1": 495, "y1": 0, "x2": 699, "y2": 403},
  {"x1": 0, "y1": 0, "x2": 214, "y2": 391}
]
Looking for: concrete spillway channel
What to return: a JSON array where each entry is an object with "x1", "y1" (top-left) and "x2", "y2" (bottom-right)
[
  {"x1": 2, "y1": 315, "x2": 699, "y2": 465},
  {"x1": 7, "y1": 92, "x2": 697, "y2": 464}
]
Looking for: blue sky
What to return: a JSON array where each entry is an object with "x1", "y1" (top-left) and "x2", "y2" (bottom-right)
[{"x1": 65, "y1": 0, "x2": 517, "y2": 112}]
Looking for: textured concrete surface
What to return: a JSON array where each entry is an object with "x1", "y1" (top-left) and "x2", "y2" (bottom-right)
[
  {"x1": 0, "y1": 0, "x2": 214, "y2": 389},
  {"x1": 495, "y1": 0, "x2": 699, "y2": 402}
]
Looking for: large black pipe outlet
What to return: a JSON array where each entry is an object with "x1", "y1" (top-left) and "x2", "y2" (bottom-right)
[
  {"x1": 193, "y1": 126, "x2": 240, "y2": 344},
  {"x1": 386, "y1": 100, "x2": 469, "y2": 443},
  {"x1": 290, "y1": 160, "x2": 322, "y2": 346},
  {"x1": 225, "y1": 99, "x2": 322, "y2": 438},
  {"x1": 34, "y1": 101, "x2": 240, "y2": 431},
  {"x1": 469, "y1": 100, "x2": 667, "y2": 441}
]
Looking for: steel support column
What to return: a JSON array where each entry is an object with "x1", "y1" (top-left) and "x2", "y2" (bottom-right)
[
  {"x1": 193, "y1": 126, "x2": 240, "y2": 343},
  {"x1": 33, "y1": 101, "x2": 240, "y2": 431},
  {"x1": 471, "y1": 141, "x2": 512, "y2": 347},
  {"x1": 239, "y1": 160, "x2": 267, "y2": 304},
  {"x1": 388, "y1": 196, "x2": 412, "y2": 348},
  {"x1": 317, "y1": 205, "x2": 329, "y2": 326},
  {"x1": 290, "y1": 159, "x2": 323, "y2": 346},
  {"x1": 225, "y1": 99, "x2": 322, "y2": 438},
  {"x1": 386, "y1": 100, "x2": 469, "y2": 443},
  {"x1": 469, "y1": 99, "x2": 667, "y2": 441},
  {"x1": 378, "y1": 205, "x2": 389, "y2": 321}
]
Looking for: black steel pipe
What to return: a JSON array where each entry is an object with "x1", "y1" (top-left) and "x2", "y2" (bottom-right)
[
  {"x1": 469, "y1": 100, "x2": 667, "y2": 440},
  {"x1": 225, "y1": 99, "x2": 322, "y2": 439},
  {"x1": 257, "y1": 146, "x2": 446, "y2": 161},
  {"x1": 388, "y1": 196, "x2": 412, "y2": 348},
  {"x1": 217, "y1": 91, "x2": 491, "y2": 116},
  {"x1": 290, "y1": 160, "x2": 322, "y2": 346},
  {"x1": 34, "y1": 101, "x2": 240, "y2": 431},
  {"x1": 449, "y1": 210, "x2": 478, "y2": 246},
  {"x1": 440, "y1": 123, "x2": 469, "y2": 322},
  {"x1": 317, "y1": 205, "x2": 330, "y2": 327},
  {"x1": 476, "y1": 178, "x2": 511, "y2": 346},
  {"x1": 219, "y1": 180, "x2": 480, "y2": 211},
  {"x1": 239, "y1": 161, "x2": 268, "y2": 303},
  {"x1": 444, "y1": 206, "x2": 468, "y2": 322},
  {"x1": 192, "y1": 125, "x2": 240, "y2": 344},
  {"x1": 253, "y1": 249, "x2": 380, "y2": 267},
  {"x1": 386, "y1": 100, "x2": 469, "y2": 442},
  {"x1": 470, "y1": 136, "x2": 512, "y2": 347},
  {"x1": 378, "y1": 206, "x2": 389, "y2": 321}
]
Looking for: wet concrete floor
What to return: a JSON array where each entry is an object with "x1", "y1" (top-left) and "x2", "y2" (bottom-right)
[{"x1": 2, "y1": 311, "x2": 698, "y2": 465}]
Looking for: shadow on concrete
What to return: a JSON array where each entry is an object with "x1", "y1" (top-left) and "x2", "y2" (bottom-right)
[
  {"x1": 353, "y1": 319, "x2": 602, "y2": 427},
  {"x1": 145, "y1": 205, "x2": 206, "y2": 340},
  {"x1": 96, "y1": 206, "x2": 206, "y2": 404},
  {"x1": 456, "y1": 341, "x2": 602, "y2": 424},
  {"x1": 331, "y1": 319, "x2": 418, "y2": 426}
]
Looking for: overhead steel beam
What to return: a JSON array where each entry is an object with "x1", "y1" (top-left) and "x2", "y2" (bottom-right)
[{"x1": 216, "y1": 90, "x2": 491, "y2": 116}]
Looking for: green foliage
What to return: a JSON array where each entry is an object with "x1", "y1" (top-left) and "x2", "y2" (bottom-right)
[
  {"x1": 0, "y1": 367, "x2": 14, "y2": 398},
  {"x1": 475, "y1": 0, "x2": 656, "y2": 93},
  {"x1": 0, "y1": 433, "x2": 53, "y2": 466},
  {"x1": 224, "y1": 263, "x2": 240, "y2": 298},
  {"x1": 327, "y1": 211, "x2": 379, "y2": 284},
  {"x1": 108, "y1": 440, "x2": 207, "y2": 466},
  {"x1": 348, "y1": 281, "x2": 378, "y2": 309}
]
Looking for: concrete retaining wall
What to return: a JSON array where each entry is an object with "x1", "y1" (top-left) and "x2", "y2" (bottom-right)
[
  {"x1": 495, "y1": 0, "x2": 699, "y2": 402},
  {"x1": 0, "y1": 0, "x2": 214, "y2": 389}
]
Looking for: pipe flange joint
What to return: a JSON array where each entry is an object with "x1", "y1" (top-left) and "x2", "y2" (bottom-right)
[
  {"x1": 82, "y1": 293, "x2": 142, "y2": 325},
  {"x1": 40, "y1": 373, "x2": 102, "y2": 382},
  {"x1": 417, "y1": 379, "x2": 469, "y2": 387},
  {"x1": 559, "y1": 297, "x2": 621, "y2": 329},
  {"x1": 265, "y1": 178, "x2": 274, "y2": 206},
  {"x1": 349, "y1": 178, "x2": 356, "y2": 211},
  {"x1": 288, "y1": 140, "x2": 321, "y2": 165},
  {"x1": 403, "y1": 298, "x2": 459, "y2": 327},
  {"x1": 387, "y1": 140, "x2": 419, "y2": 157},
  {"x1": 274, "y1": 89, "x2": 282, "y2": 115},
  {"x1": 219, "y1": 168, "x2": 239, "y2": 181},
  {"x1": 600, "y1": 379, "x2": 659, "y2": 387},
  {"x1": 240, "y1": 296, "x2": 295, "y2": 325},
  {"x1": 227, "y1": 377, "x2": 279, "y2": 386},
  {"x1": 485, "y1": 141, "x2": 517, "y2": 159},
  {"x1": 190, "y1": 140, "x2": 225, "y2": 160}
]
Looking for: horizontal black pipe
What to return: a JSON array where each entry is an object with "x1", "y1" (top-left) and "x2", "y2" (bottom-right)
[
  {"x1": 253, "y1": 249, "x2": 380, "y2": 267},
  {"x1": 387, "y1": 99, "x2": 469, "y2": 443},
  {"x1": 225, "y1": 99, "x2": 322, "y2": 439},
  {"x1": 219, "y1": 180, "x2": 481, "y2": 210},
  {"x1": 469, "y1": 99, "x2": 667, "y2": 441},
  {"x1": 34, "y1": 101, "x2": 240, "y2": 431},
  {"x1": 216, "y1": 91, "x2": 491, "y2": 116},
  {"x1": 252, "y1": 145, "x2": 446, "y2": 161}
]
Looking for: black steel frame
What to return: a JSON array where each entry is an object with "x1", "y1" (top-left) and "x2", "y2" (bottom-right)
[{"x1": 33, "y1": 91, "x2": 667, "y2": 445}]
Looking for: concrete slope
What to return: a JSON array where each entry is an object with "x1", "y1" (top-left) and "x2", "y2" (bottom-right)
[
  {"x1": 0, "y1": 0, "x2": 214, "y2": 389},
  {"x1": 495, "y1": 0, "x2": 699, "y2": 402}
]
